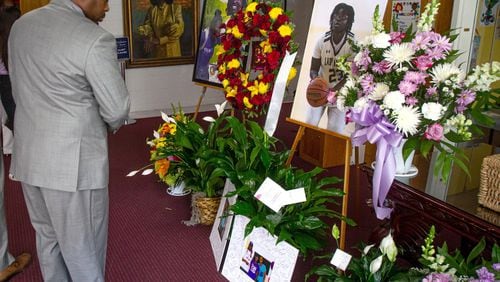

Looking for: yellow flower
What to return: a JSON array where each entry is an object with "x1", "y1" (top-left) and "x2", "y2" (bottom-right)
[
  {"x1": 259, "y1": 40, "x2": 272, "y2": 53},
  {"x1": 225, "y1": 86, "x2": 237, "y2": 98},
  {"x1": 247, "y1": 81, "x2": 259, "y2": 97},
  {"x1": 278, "y1": 25, "x2": 292, "y2": 37},
  {"x1": 287, "y1": 66, "x2": 297, "y2": 82},
  {"x1": 227, "y1": 59, "x2": 241, "y2": 69},
  {"x1": 232, "y1": 26, "x2": 243, "y2": 39},
  {"x1": 215, "y1": 44, "x2": 225, "y2": 55},
  {"x1": 245, "y1": 2, "x2": 258, "y2": 13},
  {"x1": 269, "y1": 7, "x2": 283, "y2": 20},
  {"x1": 240, "y1": 72, "x2": 249, "y2": 87},
  {"x1": 222, "y1": 79, "x2": 230, "y2": 88},
  {"x1": 258, "y1": 81, "x2": 269, "y2": 94},
  {"x1": 168, "y1": 123, "x2": 176, "y2": 135},
  {"x1": 259, "y1": 29, "x2": 268, "y2": 37},
  {"x1": 243, "y1": 96, "x2": 253, "y2": 109},
  {"x1": 218, "y1": 64, "x2": 226, "y2": 74},
  {"x1": 155, "y1": 159, "x2": 170, "y2": 178}
]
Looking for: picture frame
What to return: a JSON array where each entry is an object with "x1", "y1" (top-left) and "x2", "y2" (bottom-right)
[
  {"x1": 221, "y1": 215, "x2": 299, "y2": 281},
  {"x1": 209, "y1": 179, "x2": 237, "y2": 271},
  {"x1": 123, "y1": 0, "x2": 199, "y2": 68},
  {"x1": 290, "y1": 0, "x2": 387, "y2": 131},
  {"x1": 192, "y1": 0, "x2": 287, "y2": 88}
]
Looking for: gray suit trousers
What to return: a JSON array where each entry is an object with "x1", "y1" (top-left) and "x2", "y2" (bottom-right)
[
  {"x1": 0, "y1": 148, "x2": 14, "y2": 269},
  {"x1": 22, "y1": 183, "x2": 108, "y2": 282}
]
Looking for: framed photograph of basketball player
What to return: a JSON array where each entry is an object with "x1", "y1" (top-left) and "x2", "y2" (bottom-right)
[
  {"x1": 192, "y1": 0, "x2": 287, "y2": 88},
  {"x1": 290, "y1": 0, "x2": 387, "y2": 133}
]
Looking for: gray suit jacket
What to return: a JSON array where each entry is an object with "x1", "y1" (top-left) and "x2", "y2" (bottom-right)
[{"x1": 8, "y1": 0, "x2": 130, "y2": 191}]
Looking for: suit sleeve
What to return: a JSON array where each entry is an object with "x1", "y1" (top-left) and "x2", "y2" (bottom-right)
[{"x1": 85, "y1": 32, "x2": 131, "y2": 132}]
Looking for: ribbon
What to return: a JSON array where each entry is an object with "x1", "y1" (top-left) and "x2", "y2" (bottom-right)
[{"x1": 350, "y1": 103, "x2": 403, "y2": 220}]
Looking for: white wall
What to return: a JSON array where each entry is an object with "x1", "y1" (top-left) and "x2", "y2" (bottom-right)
[
  {"x1": 101, "y1": 0, "x2": 225, "y2": 118},
  {"x1": 100, "y1": 0, "x2": 312, "y2": 118}
]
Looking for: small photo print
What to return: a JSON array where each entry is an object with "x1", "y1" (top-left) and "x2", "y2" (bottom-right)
[
  {"x1": 217, "y1": 200, "x2": 230, "y2": 240},
  {"x1": 240, "y1": 241, "x2": 274, "y2": 282}
]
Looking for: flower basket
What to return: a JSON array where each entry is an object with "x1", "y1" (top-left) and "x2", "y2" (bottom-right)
[{"x1": 195, "y1": 196, "x2": 221, "y2": 225}]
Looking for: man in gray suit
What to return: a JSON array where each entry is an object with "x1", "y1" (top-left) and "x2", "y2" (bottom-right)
[{"x1": 8, "y1": 0, "x2": 130, "y2": 280}]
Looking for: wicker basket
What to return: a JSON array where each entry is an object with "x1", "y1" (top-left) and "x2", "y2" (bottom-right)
[
  {"x1": 478, "y1": 154, "x2": 500, "y2": 212},
  {"x1": 195, "y1": 197, "x2": 221, "y2": 225}
]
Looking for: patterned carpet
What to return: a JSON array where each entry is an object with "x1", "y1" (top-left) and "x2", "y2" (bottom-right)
[{"x1": 3, "y1": 103, "x2": 378, "y2": 281}]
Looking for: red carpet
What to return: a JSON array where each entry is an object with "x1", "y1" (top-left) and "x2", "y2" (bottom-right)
[{"x1": 4, "y1": 103, "x2": 378, "y2": 281}]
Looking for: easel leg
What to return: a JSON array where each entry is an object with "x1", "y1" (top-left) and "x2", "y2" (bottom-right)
[
  {"x1": 193, "y1": 86, "x2": 207, "y2": 120},
  {"x1": 286, "y1": 125, "x2": 305, "y2": 167},
  {"x1": 340, "y1": 140, "x2": 352, "y2": 250}
]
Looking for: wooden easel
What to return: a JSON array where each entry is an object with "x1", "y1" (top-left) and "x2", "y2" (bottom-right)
[
  {"x1": 193, "y1": 83, "x2": 226, "y2": 120},
  {"x1": 286, "y1": 118, "x2": 352, "y2": 250}
]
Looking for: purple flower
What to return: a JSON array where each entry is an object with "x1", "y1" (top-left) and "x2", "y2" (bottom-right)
[
  {"x1": 431, "y1": 34, "x2": 452, "y2": 53},
  {"x1": 399, "y1": 80, "x2": 418, "y2": 95},
  {"x1": 372, "y1": 60, "x2": 391, "y2": 74},
  {"x1": 414, "y1": 55, "x2": 434, "y2": 71},
  {"x1": 493, "y1": 263, "x2": 500, "y2": 271},
  {"x1": 457, "y1": 89, "x2": 476, "y2": 106},
  {"x1": 405, "y1": 96, "x2": 418, "y2": 106},
  {"x1": 412, "y1": 32, "x2": 432, "y2": 50},
  {"x1": 356, "y1": 49, "x2": 372, "y2": 70},
  {"x1": 404, "y1": 71, "x2": 428, "y2": 85},
  {"x1": 424, "y1": 123, "x2": 444, "y2": 141},
  {"x1": 351, "y1": 62, "x2": 360, "y2": 76},
  {"x1": 426, "y1": 86, "x2": 438, "y2": 97},
  {"x1": 426, "y1": 47, "x2": 446, "y2": 60},
  {"x1": 361, "y1": 74, "x2": 375, "y2": 94},
  {"x1": 455, "y1": 104, "x2": 466, "y2": 114},
  {"x1": 327, "y1": 90, "x2": 337, "y2": 105},
  {"x1": 476, "y1": 266, "x2": 495, "y2": 281},
  {"x1": 389, "y1": 32, "x2": 405, "y2": 44},
  {"x1": 422, "y1": 272, "x2": 452, "y2": 282}
]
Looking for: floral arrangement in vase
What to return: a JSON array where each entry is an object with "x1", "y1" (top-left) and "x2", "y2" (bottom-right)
[
  {"x1": 216, "y1": 1, "x2": 298, "y2": 116},
  {"x1": 128, "y1": 105, "x2": 191, "y2": 196},
  {"x1": 334, "y1": 0, "x2": 500, "y2": 219}
]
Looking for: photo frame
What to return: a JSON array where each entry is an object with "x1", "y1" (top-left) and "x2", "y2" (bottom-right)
[
  {"x1": 192, "y1": 0, "x2": 287, "y2": 88},
  {"x1": 123, "y1": 0, "x2": 199, "y2": 68},
  {"x1": 209, "y1": 179, "x2": 237, "y2": 271},
  {"x1": 290, "y1": 0, "x2": 387, "y2": 132},
  {"x1": 221, "y1": 215, "x2": 299, "y2": 281}
]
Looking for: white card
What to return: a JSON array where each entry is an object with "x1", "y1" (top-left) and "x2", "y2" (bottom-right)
[
  {"x1": 330, "y1": 249, "x2": 352, "y2": 271},
  {"x1": 281, "y1": 188, "x2": 307, "y2": 206},
  {"x1": 254, "y1": 178, "x2": 286, "y2": 213}
]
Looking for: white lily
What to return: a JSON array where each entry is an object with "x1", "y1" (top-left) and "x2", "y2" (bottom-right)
[
  {"x1": 215, "y1": 101, "x2": 228, "y2": 117},
  {"x1": 153, "y1": 130, "x2": 160, "y2": 139},
  {"x1": 126, "y1": 170, "x2": 139, "y2": 177},
  {"x1": 379, "y1": 233, "x2": 398, "y2": 262},
  {"x1": 141, "y1": 168, "x2": 154, "y2": 176},
  {"x1": 369, "y1": 255, "x2": 384, "y2": 274},
  {"x1": 203, "y1": 116, "x2": 216, "y2": 123},
  {"x1": 363, "y1": 244, "x2": 375, "y2": 255},
  {"x1": 161, "y1": 111, "x2": 177, "y2": 124}
]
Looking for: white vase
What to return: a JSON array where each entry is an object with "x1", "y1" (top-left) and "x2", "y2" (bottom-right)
[
  {"x1": 166, "y1": 181, "x2": 191, "y2": 196},
  {"x1": 393, "y1": 139, "x2": 416, "y2": 175}
]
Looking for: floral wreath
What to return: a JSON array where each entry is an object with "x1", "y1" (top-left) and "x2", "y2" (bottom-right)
[{"x1": 216, "y1": 1, "x2": 297, "y2": 115}]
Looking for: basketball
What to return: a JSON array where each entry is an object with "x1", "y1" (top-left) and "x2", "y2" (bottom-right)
[{"x1": 306, "y1": 77, "x2": 329, "y2": 107}]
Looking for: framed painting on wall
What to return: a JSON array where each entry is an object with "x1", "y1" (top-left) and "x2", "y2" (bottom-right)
[
  {"x1": 123, "y1": 0, "x2": 198, "y2": 68},
  {"x1": 192, "y1": 0, "x2": 287, "y2": 88}
]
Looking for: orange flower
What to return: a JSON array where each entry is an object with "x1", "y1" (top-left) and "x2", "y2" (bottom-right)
[
  {"x1": 159, "y1": 123, "x2": 171, "y2": 136},
  {"x1": 155, "y1": 159, "x2": 170, "y2": 178}
]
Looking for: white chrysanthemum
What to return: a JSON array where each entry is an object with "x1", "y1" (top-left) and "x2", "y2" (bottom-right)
[
  {"x1": 370, "y1": 83, "x2": 390, "y2": 101},
  {"x1": 344, "y1": 77, "x2": 357, "y2": 88},
  {"x1": 372, "y1": 33, "x2": 391, "y2": 49},
  {"x1": 383, "y1": 91, "x2": 405, "y2": 110},
  {"x1": 430, "y1": 63, "x2": 464, "y2": 84},
  {"x1": 336, "y1": 94, "x2": 346, "y2": 111},
  {"x1": 383, "y1": 43, "x2": 415, "y2": 68},
  {"x1": 353, "y1": 96, "x2": 369, "y2": 112},
  {"x1": 394, "y1": 106, "x2": 421, "y2": 136},
  {"x1": 421, "y1": 102, "x2": 444, "y2": 121}
]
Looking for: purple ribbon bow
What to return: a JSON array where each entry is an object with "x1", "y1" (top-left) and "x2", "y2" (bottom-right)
[{"x1": 350, "y1": 103, "x2": 403, "y2": 220}]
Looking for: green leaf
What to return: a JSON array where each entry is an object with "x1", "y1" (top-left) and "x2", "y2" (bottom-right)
[
  {"x1": 231, "y1": 201, "x2": 256, "y2": 217},
  {"x1": 332, "y1": 224, "x2": 340, "y2": 240},
  {"x1": 420, "y1": 140, "x2": 434, "y2": 158},
  {"x1": 403, "y1": 138, "x2": 419, "y2": 161},
  {"x1": 466, "y1": 237, "x2": 485, "y2": 264}
]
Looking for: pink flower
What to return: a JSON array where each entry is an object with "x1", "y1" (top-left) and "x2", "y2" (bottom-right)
[
  {"x1": 399, "y1": 80, "x2": 417, "y2": 95},
  {"x1": 372, "y1": 60, "x2": 391, "y2": 74},
  {"x1": 404, "y1": 71, "x2": 427, "y2": 85},
  {"x1": 411, "y1": 32, "x2": 432, "y2": 50},
  {"x1": 361, "y1": 74, "x2": 375, "y2": 94},
  {"x1": 424, "y1": 123, "x2": 444, "y2": 141},
  {"x1": 426, "y1": 47, "x2": 446, "y2": 60},
  {"x1": 327, "y1": 90, "x2": 337, "y2": 105},
  {"x1": 414, "y1": 55, "x2": 434, "y2": 71},
  {"x1": 405, "y1": 96, "x2": 418, "y2": 106},
  {"x1": 426, "y1": 86, "x2": 438, "y2": 96},
  {"x1": 389, "y1": 32, "x2": 405, "y2": 44}
]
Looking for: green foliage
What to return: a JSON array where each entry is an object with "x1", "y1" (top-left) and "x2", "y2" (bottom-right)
[{"x1": 210, "y1": 115, "x2": 355, "y2": 256}]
